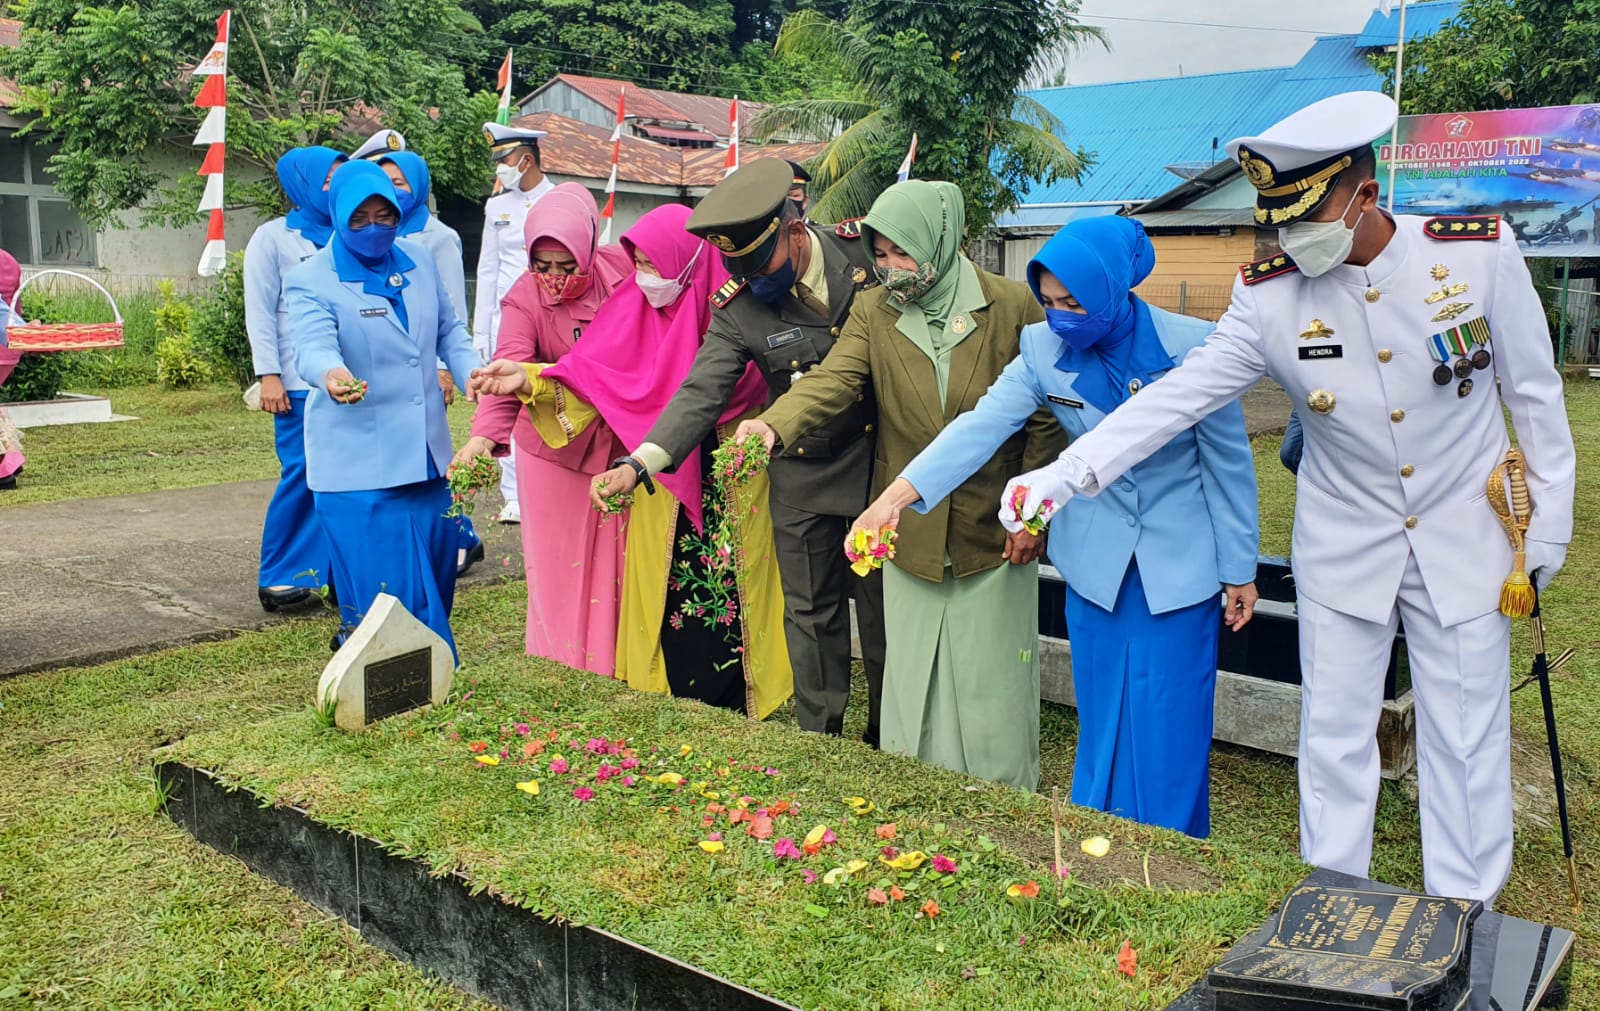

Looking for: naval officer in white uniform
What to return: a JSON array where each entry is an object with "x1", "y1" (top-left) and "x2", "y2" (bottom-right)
[
  {"x1": 472, "y1": 122, "x2": 554, "y2": 523},
  {"x1": 1001, "y1": 92, "x2": 1575, "y2": 905},
  {"x1": 351, "y1": 128, "x2": 406, "y2": 162}
]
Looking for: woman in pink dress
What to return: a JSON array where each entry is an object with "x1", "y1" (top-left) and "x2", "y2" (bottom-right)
[
  {"x1": 0, "y1": 251, "x2": 26, "y2": 490},
  {"x1": 454, "y1": 183, "x2": 631, "y2": 672}
]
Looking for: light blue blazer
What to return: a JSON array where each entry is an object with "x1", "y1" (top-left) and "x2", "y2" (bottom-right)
[
  {"x1": 286, "y1": 238, "x2": 479, "y2": 494},
  {"x1": 900, "y1": 307, "x2": 1259, "y2": 614},
  {"x1": 243, "y1": 217, "x2": 319, "y2": 390}
]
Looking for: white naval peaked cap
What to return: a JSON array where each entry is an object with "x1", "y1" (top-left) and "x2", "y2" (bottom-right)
[
  {"x1": 1226, "y1": 91, "x2": 1398, "y2": 226},
  {"x1": 352, "y1": 128, "x2": 407, "y2": 161},
  {"x1": 483, "y1": 122, "x2": 549, "y2": 157}
]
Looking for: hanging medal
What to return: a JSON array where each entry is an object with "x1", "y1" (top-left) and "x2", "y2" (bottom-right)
[
  {"x1": 1464, "y1": 316, "x2": 1493, "y2": 371},
  {"x1": 1427, "y1": 333, "x2": 1453, "y2": 386}
]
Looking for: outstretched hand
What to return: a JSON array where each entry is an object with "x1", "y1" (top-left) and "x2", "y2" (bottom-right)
[{"x1": 467, "y1": 359, "x2": 532, "y2": 399}]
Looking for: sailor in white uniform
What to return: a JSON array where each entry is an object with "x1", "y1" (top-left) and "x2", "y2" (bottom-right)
[
  {"x1": 1001, "y1": 92, "x2": 1575, "y2": 905},
  {"x1": 473, "y1": 122, "x2": 554, "y2": 522}
]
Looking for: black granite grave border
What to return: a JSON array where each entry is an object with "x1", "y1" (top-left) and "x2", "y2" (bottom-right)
[{"x1": 156, "y1": 760, "x2": 795, "y2": 1011}]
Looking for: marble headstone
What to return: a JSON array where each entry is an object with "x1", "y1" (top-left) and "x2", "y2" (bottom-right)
[{"x1": 316, "y1": 593, "x2": 453, "y2": 731}]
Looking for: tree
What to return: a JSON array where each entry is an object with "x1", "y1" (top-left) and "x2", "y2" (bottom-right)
[
  {"x1": 2, "y1": 0, "x2": 499, "y2": 227},
  {"x1": 749, "y1": 1, "x2": 1103, "y2": 232},
  {"x1": 1375, "y1": 0, "x2": 1600, "y2": 113}
]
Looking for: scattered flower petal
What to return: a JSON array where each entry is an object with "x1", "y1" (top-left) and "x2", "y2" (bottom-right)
[
  {"x1": 572, "y1": 786, "x2": 594, "y2": 803},
  {"x1": 1006, "y1": 880, "x2": 1041, "y2": 900},
  {"x1": 931, "y1": 854, "x2": 958, "y2": 875},
  {"x1": 656, "y1": 772, "x2": 684, "y2": 786},
  {"x1": 875, "y1": 823, "x2": 897, "y2": 840},
  {"x1": 707, "y1": 832, "x2": 723, "y2": 842},
  {"x1": 822, "y1": 867, "x2": 850, "y2": 887},
  {"x1": 889, "y1": 885, "x2": 906, "y2": 902},
  {"x1": 1117, "y1": 940, "x2": 1138, "y2": 977},
  {"x1": 699, "y1": 840, "x2": 725, "y2": 854},
  {"x1": 801, "y1": 869, "x2": 818, "y2": 884},
  {"x1": 843, "y1": 796, "x2": 875, "y2": 816},
  {"x1": 1081, "y1": 836, "x2": 1111, "y2": 858},
  {"x1": 1054, "y1": 863, "x2": 1072, "y2": 879},
  {"x1": 549, "y1": 757, "x2": 569, "y2": 774},
  {"x1": 516, "y1": 780, "x2": 539, "y2": 795},
  {"x1": 845, "y1": 859, "x2": 868, "y2": 875},
  {"x1": 468, "y1": 741, "x2": 488, "y2": 753},
  {"x1": 867, "y1": 887, "x2": 889, "y2": 905},
  {"x1": 920, "y1": 900, "x2": 941, "y2": 918},
  {"x1": 747, "y1": 816, "x2": 775, "y2": 840},
  {"x1": 880, "y1": 850, "x2": 929, "y2": 871},
  {"x1": 773, "y1": 838, "x2": 803, "y2": 860},
  {"x1": 474, "y1": 755, "x2": 500, "y2": 766},
  {"x1": 803, "y1": 825, "x2": 830, "y2": 848},
  {"x1": 679, "y1": 745, "x2": 694, "y2": 757},
  {"x1": 522, "y1": 740, "x2": 545, "y2": 757}
]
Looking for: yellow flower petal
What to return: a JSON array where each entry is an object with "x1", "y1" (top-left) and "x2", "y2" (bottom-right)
[
  {"x1": 1006, "y1": 883, "x2": 1023, "y2": 899},
  {"x1": 656, "y1": 772, "x2": 684, "y2": 786},
  {"x1": 1081, "y1": 836, "x2": 1111, "y2": 858},
  {"x1": 803, "y1": 825, "x2": 830, "y2": 848},
  {"x1": 516, "y1": 780, "x2": 540, "y2": 796},
  {"x1": 843, "y1": 796, "x2": 875, "y2": 816},
  {"x1": 846, "y1": 859, "x2": 869, "y2": 874},
  {"x1": 699, "y1": 840, "x2": 725, "y2": 853},
  {"x1": 822, "y1": 866, "x2": 850, "y2": 886},
  {"x1": 679, "y1": 745, "x2": 694, "y2": 757},
  {"x1": 699, "y1": 789, "x2": 721, "y2": 801},
  {"x1": 878, "y1": 850, "x2": 929, "y2": 871},
  {"x1": 850, "y1": 557, "x2": 873, "y2": 577},
  {"x1": 475, "y1": 755, "x2": 500, "y2": 766}
]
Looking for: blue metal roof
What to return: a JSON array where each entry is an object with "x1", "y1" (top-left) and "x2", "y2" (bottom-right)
[
  {"x1": 1354, "y1": 1, "x2": 1464, "y2": 48},
  {"x1": 1001, "y1": 34, "x2": 1382, "y2": 226}
]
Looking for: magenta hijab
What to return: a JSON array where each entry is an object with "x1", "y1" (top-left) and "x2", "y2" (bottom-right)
[{"x1": 544, "y1": 203, "x2": 767, "y2": 531}]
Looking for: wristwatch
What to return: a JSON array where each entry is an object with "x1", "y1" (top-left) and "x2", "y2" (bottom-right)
[{"x1": 611, "y1": 455, "x2": 656, "y2": 495}]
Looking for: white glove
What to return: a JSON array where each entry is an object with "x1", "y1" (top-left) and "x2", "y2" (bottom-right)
[
  {"x1": 1524, "y1": 539, "x2": 1567, "y2": 591},
  {"x1": 997, "y1": 463, "x2": 1077, "y2": 534},
  {"x1": 472, "y1": 335, "x2": 491, "y2": 366}
]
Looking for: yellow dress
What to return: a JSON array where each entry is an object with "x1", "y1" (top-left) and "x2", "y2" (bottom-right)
[{"x1": 518, "y1": 366, "x2": 793, "y2": 718}]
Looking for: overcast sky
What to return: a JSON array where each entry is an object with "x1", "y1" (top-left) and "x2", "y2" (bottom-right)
[{"x1": 1061, "y1": 0, "x2": 1389, "y2": 85}]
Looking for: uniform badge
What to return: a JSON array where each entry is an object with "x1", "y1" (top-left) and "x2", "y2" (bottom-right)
[
  {"x1": 359, "y1": 307, "x2": 389, "y2": 318},
  {"x1": 386, "y1": 133, "x2": 403, "y2": 151},
  {"x1": 1046, "y1": 394, "x2": 1085, "y2": 409},
  {"x1": 1127, "y1": 378, "x2": 1144, "y2": 395},
  {"x1": 493, "y1": 214, "x2": 511, "y2": 228},
  {"x1": 1299, "y1": 319, "x2": 1335, "y2": 340},
  {"x1": 851, "y1": 267, "x2": 868, "y2": 285},
  {"x1": 1240, "y1": 253, "x2": 1298, "y2": 286},
  {"x1": 1298, "y1": 345, "x2": 1343, "y2": 361},
  {"x1": 710, "y1": 278, "x2": 745, "y2": 309},
  {"x1": 706, "y1": 233, "x2": 737, "y2": 253},
  {"x1": 1306, "y1": 389, "x2": 1336, "y2": 414},
  {"x1": 1431, "y1": 264, "x2": 1451, "y2": 282},
  {"x1": 951, "y1": 315, "x2": 969, "y2": 335},
  {"x1": 1458, "y1": 378, "x2": 1474, "y2": 398},
  {"x1": 387, "y1": 273, "x2": 403, "y2": 288},
  {"x1": 1424, "y1": 283, "x2": 1470, "y2": 304},
  {"x1": 1431, "y1": 301, "x2": 1473, "y2": 323},
  {"x1": 766, "y1": 328, "x2": 803, "y2": 349},
  {"x1": 1424, "y1": 215, "x2": 1500, "y2": 240}
]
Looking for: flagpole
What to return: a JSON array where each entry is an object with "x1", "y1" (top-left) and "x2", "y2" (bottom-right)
[{"x1": 1385, "y1": 0, "x2": 1408, "y2": 212}]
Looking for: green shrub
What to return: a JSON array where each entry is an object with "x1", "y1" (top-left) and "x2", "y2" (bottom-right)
[
  {"x1": 0, "y1": 352, "x2": 77, "y2": 403},
  {"x1": 192, "y1": 252, "x2": 253, "y2": 389},
  {"x1": 153, "y1": 281, "x2": 208, "y2": 389}
]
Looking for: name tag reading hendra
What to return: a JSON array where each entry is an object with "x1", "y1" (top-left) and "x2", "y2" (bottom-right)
[
  {"x1": 1046, "y1": 394, "x2": 1085, "y2": 409},
  {"x1": 360, "y1": 307, "x2": 389, "y2": 318},
  {"x1": 1298, "y1": 345, "x2": 1343, "y2": 361}
]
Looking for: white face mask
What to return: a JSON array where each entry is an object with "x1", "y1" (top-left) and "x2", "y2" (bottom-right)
[
  {"x1": 1278, "y1": 187, "x2": 1364, "y2": 278},
  {"x1": 635, "y1": 246, "x2": 700, "y2": 309},
  {"x1": 494, "y1": 158, "x2": 526, "y2": 191}
]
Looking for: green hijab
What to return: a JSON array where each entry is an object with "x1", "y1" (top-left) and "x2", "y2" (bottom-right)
[{"x1": 862, "y1": 180, "x2": 985, "y2": 404}]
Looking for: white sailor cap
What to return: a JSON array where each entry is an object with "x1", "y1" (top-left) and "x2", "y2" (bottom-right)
[
  {"x1": 352, "y1": 128, "x2": 406, "y2": 161},
  {"x1": 483, "y1": 122, "x2": 549, "y2": 159},
  {"x1": 1226, "y1": 91, "x2": 1397, "y2": 226}
]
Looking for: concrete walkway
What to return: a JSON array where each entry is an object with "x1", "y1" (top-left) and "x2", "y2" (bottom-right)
[
  {"x1": 0, "y1": 480, "x2": 523, "y2": 678},
  {"x1": 0, "y1": 380, "x2": 1291, "y2": 679}
]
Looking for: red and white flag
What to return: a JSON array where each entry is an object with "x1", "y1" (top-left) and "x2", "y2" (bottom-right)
[
  {"x1": 194, "y1": 11, "x2": 230, "y2": 277},
  {"x1": 724, "y1": 96, "x2": 740, "y2": 177},
  {"x1": 495, "y1": 49, "x2": 514, "y2": 126},
  {"x1": 600, "y1": 89, "x2": 626, "y2": 245},
  {"x1": 896, "y1": 133, "x2": 918, "y2": 183}
]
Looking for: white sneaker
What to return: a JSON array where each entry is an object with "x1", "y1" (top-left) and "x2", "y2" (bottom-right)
[{"x1": 497, "y1": 501, "x2": 521, "y2": 524}]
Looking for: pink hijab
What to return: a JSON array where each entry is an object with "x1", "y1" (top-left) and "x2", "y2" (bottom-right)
[
  {"x1": 545, "y1": 204, "x2": 767, "y2": 530},
  {"x1": 523, "y1": 183, "x2": 630, "y2": 309}
]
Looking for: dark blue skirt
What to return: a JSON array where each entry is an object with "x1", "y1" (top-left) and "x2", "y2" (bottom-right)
[
  {"x1": 259, "y1": 392, "x2": 331, "y2": 590},
  {"x1": 1065, "y1": 562, "x2": 1218, "y2": 837},
  {"x1": 314, "y1": 474, "x2": 458, "y2": 662}
]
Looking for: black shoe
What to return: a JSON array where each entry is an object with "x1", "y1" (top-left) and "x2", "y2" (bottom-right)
[
  {"x1": 259, "y1": 586, "x2": 313, "y2": 612},
  {"x1": 330, "y1": 623, "x2": 356, "y2": 653},
  {"x1": 0, "y1": 466, "x2": 18, "y2": 490},
  {"x1": 457, "y1": 541, "x2": 485, "y2": 578},
  {"x1": 863, "y1": 727, "x2": 881, "y2": 751}
]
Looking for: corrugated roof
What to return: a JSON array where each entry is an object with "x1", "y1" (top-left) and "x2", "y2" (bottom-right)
[
  {"x1": 536, "y1": 74, "x2": 760, "y2": 143},
  {"x1": 1004, "y1": 33, "x2": 1380, "y2": 222},
  {"x1": 1354, "y1": 0, "x2": 1464, "y2": 47},
  {"x1": 1131, "y1": 208, "x2": 1260, "y2": 230}
]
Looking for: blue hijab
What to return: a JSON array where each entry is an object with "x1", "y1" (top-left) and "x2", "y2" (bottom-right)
[
  {"x1": 328, "y1": 160, "x2": 415, "y2": 329},
  {"x1": 379, "y1": 152, "x2": 433, "y2": 236},
  {"x1": 1027, "y1": 216, "x2": 1173, "y2": 415},
  {"x1": 278, "y1": 147, "x2": 345, "y2": 248}
]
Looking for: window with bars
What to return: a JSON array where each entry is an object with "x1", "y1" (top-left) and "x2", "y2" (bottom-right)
[{"x1": 0, "y1": 136, "x2": 97, "y2": 267}]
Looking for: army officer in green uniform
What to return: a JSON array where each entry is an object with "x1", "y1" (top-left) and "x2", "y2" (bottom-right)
[{"x1": 590, "y1": 158, "x2": 887, "y2": 747}]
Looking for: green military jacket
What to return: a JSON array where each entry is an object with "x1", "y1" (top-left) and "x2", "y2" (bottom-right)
[
  {"x1": 761, "y1": 267, "x2": 1067, "y2": 582},
  {"x1": 640, "y1": 222, "x2": 879, "y2": 517}
]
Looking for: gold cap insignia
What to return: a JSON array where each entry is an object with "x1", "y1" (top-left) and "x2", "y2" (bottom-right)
[
  {"x1": 706, "y1": 234, "x2": 736, "y2": 253},
  {"x1": 386, "y1": 133, "x2": 402, "y2": 151},
  {"x1": 483, "y1": 127, "x2": 495, "y2": 145},
  {"x1": 1300, "y1": 319, "x2": 1335, "y2": 340},
  {"x1": 1239, "y1": 149, "x2": 1275, "y2": 191},
  {"x1": 1307, "y1": 389, "x2": 1336, "y2": 414}
]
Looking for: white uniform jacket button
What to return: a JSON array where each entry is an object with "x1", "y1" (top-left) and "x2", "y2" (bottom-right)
[
  {"x1": 1405, "y1": 516, "x2": 1419, "y2": 529},
  {"x1": 1390, "y1": 409, "x2": 1406, "y2": 423}
]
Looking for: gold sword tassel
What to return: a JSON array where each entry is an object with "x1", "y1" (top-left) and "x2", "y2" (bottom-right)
[{"x1": 1487, "y1": 450, "x2": 1535, "y2": 618}]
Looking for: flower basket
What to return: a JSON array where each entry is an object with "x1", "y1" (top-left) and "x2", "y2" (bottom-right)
[{"x1": 6, "y1": 270, "x2": 125, "y2": 352}]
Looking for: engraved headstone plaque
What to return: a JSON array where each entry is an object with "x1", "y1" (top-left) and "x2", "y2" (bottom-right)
[
  {"x1": 316, "y1": 593, "x2": 453, "y2": 730},
  {"x1": 1209, "y1": 885, "x2": 1482, "y2": 1010},
  {"x1": 364, "y1": 647, "x2": 434, "y2": 723}
]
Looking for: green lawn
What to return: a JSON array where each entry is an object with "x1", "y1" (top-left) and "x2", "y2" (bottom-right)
[
  {"x1": 1, "y1": 381, "x2": 1597, "y2": 1008},
  {"x1": 0, "y1": 383, "x2": 478, "y2": 509}
]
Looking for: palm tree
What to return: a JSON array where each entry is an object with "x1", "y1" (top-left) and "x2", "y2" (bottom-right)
[{"x1": 750, "y1": 5, "x2": 1104, "y2": 228}]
